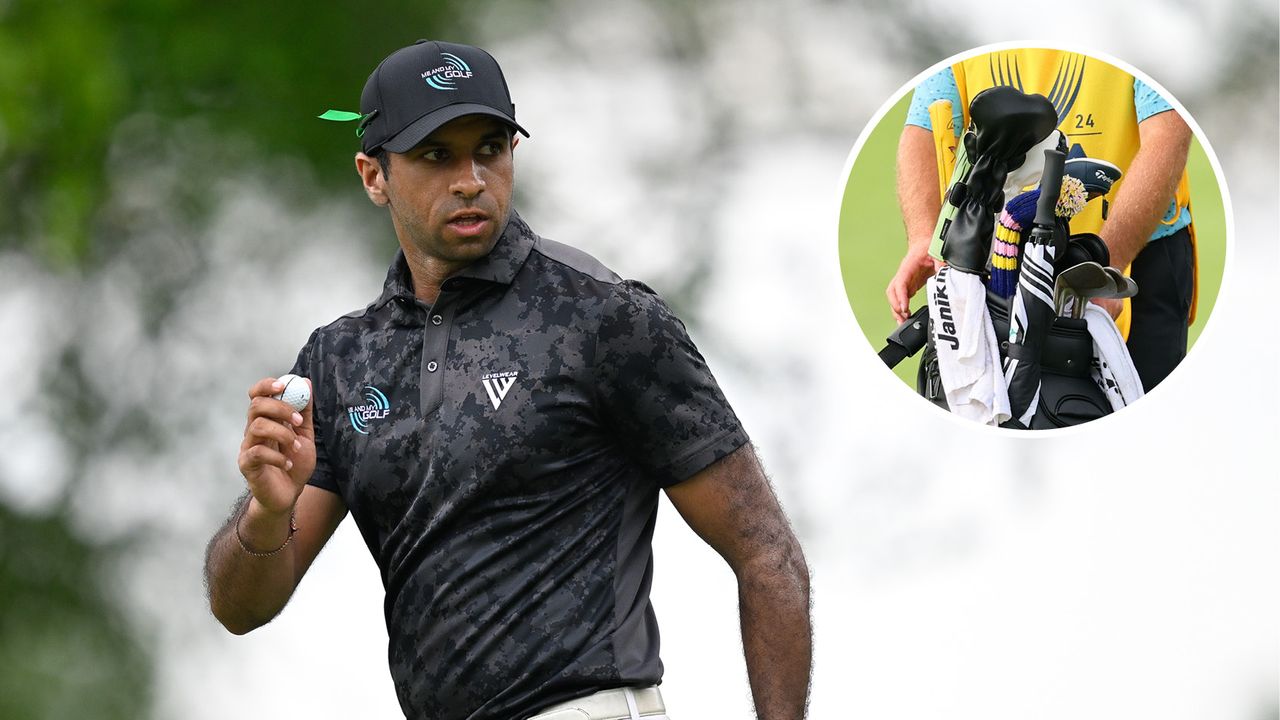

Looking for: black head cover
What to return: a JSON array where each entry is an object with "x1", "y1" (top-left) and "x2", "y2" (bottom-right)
[
  {"x1": 1054, "y1": 232, "x2": 1111, "y2": 272},
  {"x1": 941, "y1": 87, "x2": 1059, "y2": 274},
  {"x1": 968, "y1": 86, "x2": 1059, "y2": 160}
]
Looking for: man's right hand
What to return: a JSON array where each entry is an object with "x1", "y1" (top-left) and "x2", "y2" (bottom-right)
[
  {"x1": 886, "y1": 244, "x2": 940, "y2": 324},
  {"x1": 208, "y1": 375, "x2": 344, "y2": 635},
  {"x1": 238, "y1": 377, "x2": 317, "y2": 516}
]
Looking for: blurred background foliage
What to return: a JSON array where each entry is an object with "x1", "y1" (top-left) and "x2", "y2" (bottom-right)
[
  {"x1": 0, "y1": 0, "x2": 461, "y2": 268},
  {"x1": 0, "y1": 505, "x2": 150, "y2": 720}
]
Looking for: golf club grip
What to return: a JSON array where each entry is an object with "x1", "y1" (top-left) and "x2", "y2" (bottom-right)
[{"x1": 1033, "y1": 148, "x2": 1066, "y2": 228}]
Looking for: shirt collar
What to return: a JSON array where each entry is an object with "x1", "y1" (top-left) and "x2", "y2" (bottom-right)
[
  {"x1": 373, "y1": 211, "x2": 536, "y2": 308},
  {"x1": 452, "y1": 211, "x2": 536, "y2": 285}
]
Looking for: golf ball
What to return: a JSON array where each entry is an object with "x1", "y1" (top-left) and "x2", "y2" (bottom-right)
[{"x1": 273, "y1": 374, "x2": 311, "y2": 412}]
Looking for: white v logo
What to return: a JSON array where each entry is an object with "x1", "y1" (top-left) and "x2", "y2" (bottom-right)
[{"x1": 481, "y1": 375, "x2": 518, "y2": 409}]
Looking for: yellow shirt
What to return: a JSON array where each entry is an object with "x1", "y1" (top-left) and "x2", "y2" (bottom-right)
[
  {"x1": 934, "y1": 49, "x2": 1197, "y2": 329},
  {"x1": 953, "y1": 50, "x2": 1151, "y2": 234}
]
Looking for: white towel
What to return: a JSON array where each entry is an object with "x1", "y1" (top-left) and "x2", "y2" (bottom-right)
[
  {"x1": 927, "y1": 266, "x2": 1011, "y2": 424},
  {"x1": 1083, "y1": 303, "x2": 1144, "y2": 410}
]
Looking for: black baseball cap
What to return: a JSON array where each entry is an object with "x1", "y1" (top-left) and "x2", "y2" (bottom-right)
[{"x1": 357, "y1": 40, "x2": 529, "y2": 155}]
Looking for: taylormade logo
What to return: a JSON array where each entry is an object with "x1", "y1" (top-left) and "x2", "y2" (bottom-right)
[
  {"x1": 422, "y1": 52, "x2": 473, "y2": 91},
  {"x1": 481, "y1": 371, "x2": 518, "y2": 410},
  {"x1": 932, "y1": 271, "x2": 960, "y2": 351}
]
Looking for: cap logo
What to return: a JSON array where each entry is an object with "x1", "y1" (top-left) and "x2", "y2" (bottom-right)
[{"x1": 421, "y1": 52, "x2": 473, "y2": 91}]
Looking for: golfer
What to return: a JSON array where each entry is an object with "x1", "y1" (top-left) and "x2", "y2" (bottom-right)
[
  {"x1": 203, "y1": 39, "x2": 811, "y2": 720},
  {"x1": 888, "y1": 48, "x2": 1196, "y2": 391}
]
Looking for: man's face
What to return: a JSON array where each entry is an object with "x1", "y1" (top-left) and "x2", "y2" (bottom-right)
[{"x1": 372, "y1": 115, "x2": 515, "y2": 267}]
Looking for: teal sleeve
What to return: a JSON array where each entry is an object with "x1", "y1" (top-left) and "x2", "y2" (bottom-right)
[
  {"x1": 1133, "y1": 79, "x2": 1191, "y2": 240},
  {"x1": 1134, "y1": 78, "x2": 1174, "y2": 122},
  {"x1": 1150, "y1": 204, "x2": 1192, "y2": 241},
  {"x1": 906, "y1": 67, "x2": 962, "y2": 135}
]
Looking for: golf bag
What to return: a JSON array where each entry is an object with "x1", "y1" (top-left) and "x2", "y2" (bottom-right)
[
  {"x1": 916, "y1": 289, "x2": 1112, "y2": 429},
  {"x1": 881, "y1": 86, "x2": 1135, "y2": 429}
]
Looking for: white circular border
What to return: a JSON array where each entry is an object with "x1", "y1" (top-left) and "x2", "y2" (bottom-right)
[{"x1": 833, "y1": 39, "x2": 1236, "y2": 440}]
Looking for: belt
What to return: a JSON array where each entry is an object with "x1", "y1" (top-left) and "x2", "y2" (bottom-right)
[{"x1": 526, "y1": 686, "x2": 668, "y2": 720}]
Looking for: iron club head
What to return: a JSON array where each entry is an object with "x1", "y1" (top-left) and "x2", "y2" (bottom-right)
[
  {"x1": 1055, "y1": 262, "x2": 1112, "y2": 318},
  {"x1": 1101, "y1": 266, "x2": 1138, "y2": 300}
]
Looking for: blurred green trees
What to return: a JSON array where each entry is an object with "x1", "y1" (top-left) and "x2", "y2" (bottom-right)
[
  {"x1": 0, "y1": 505, "x2": 150, "y2": 720},
  {"x1": 1, "y1": 0, "x2": 460, "y2": 267}
]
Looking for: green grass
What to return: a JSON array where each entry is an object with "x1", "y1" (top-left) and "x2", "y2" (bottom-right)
[{"x1": 838, "y1": 94, "x2": 1227, "y2": 388}]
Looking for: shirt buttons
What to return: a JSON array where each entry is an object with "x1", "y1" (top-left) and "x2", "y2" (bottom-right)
[
  {"x1": 427, "y1": 361, "x2": 439, "y2": 372},
  {"x1": 431, "y1": 314, "x2": 443, "y2": 326}
]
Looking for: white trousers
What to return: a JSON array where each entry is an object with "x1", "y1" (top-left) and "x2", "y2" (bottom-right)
[{"x1": 526, "y1": 686, "x2": 669, "y2": 720}]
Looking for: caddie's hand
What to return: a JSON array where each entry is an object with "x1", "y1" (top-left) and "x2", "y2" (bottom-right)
[
  {"x1": 1092, "y1": 297, "x2": 1123, "y2": 320},
  {"x1": 239, "y1": 377, "x2": 317, "y2": 515},
  {"x1": 887, "y1": 244, "x2": 941, "y2": 324}
]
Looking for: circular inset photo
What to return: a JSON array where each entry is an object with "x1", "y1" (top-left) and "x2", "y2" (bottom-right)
[{"x1": 838, "y1": 44, "x2": 1228, "y2": 430}]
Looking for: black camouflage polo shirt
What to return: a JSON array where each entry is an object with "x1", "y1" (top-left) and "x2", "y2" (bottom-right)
[{"x1": 289, "y1": 213, "x2": 748, "y2": 720}]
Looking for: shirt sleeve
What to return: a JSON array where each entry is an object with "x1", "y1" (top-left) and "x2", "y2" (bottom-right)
[
  {"x1": 288, "y1": 329, "x2": 340, "y2": 494},
  {"x1": 1134, "y1": 77, "x2": 1174, "y2": 122},
  {"x1": 906, "y1": 66, "x2": 961, "y2": 132},
  {"x1": 593, "y1": 280, "x2": 750, "y2": 487}
]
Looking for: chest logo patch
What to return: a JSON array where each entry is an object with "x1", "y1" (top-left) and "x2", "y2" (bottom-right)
[
  {"x1": 347, "y1": 386, "x2": 391, "y2": 434},
  {"x1": 480, "y1": 371, "x2": 518, "y2": 410}
]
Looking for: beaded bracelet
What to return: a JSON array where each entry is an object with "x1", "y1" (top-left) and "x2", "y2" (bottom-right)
[{"x1": 235, "y1": 504, "x2": 298, "y2": 557}]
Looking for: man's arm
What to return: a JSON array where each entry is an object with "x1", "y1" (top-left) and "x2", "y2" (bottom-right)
[
  {"x1": 1094, "y1": 110, "x2": 1192, "y2": 316},
  {"x1": 664, "y1": 444, "x2": 811, "y2": 720},
  {"x1": 887, "y1": 124, "x2": 945, "y2": 323},
  {"x1": 203, "y1": 377, "x2": 348, "y2": 634}
]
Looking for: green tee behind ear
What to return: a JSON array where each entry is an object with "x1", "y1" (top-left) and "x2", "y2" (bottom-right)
[
  {"x1": 318, "y1": 109, "x2": 378, "y2": 138},
  {"x1": 318, "y1": 109, "x2": 362, "y2": 121}
]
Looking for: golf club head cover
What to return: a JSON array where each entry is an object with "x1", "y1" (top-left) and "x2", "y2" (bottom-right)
[
  {"x1": 1003, "y1": 130, "x2": 1064, "y2": 203},
  {"x1": 1005, "y1": 188, "x2": 1040, "y2": 229},
  {"x1": 990, "y1": 209, "x2": 1022, "y2": 298},
  {"x1": 941, "y1": 87, "x2": 1058, "y2": 275},
  {"x1": 1064, "y1": 143, "x2": 1123, "y2": 196},
  {"x1": 1054, "y1": 232, "x2": 1111, "y2": 273},
  {"x1": 969, "y1": 87, "x2": 1060, "y2": 158}
]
